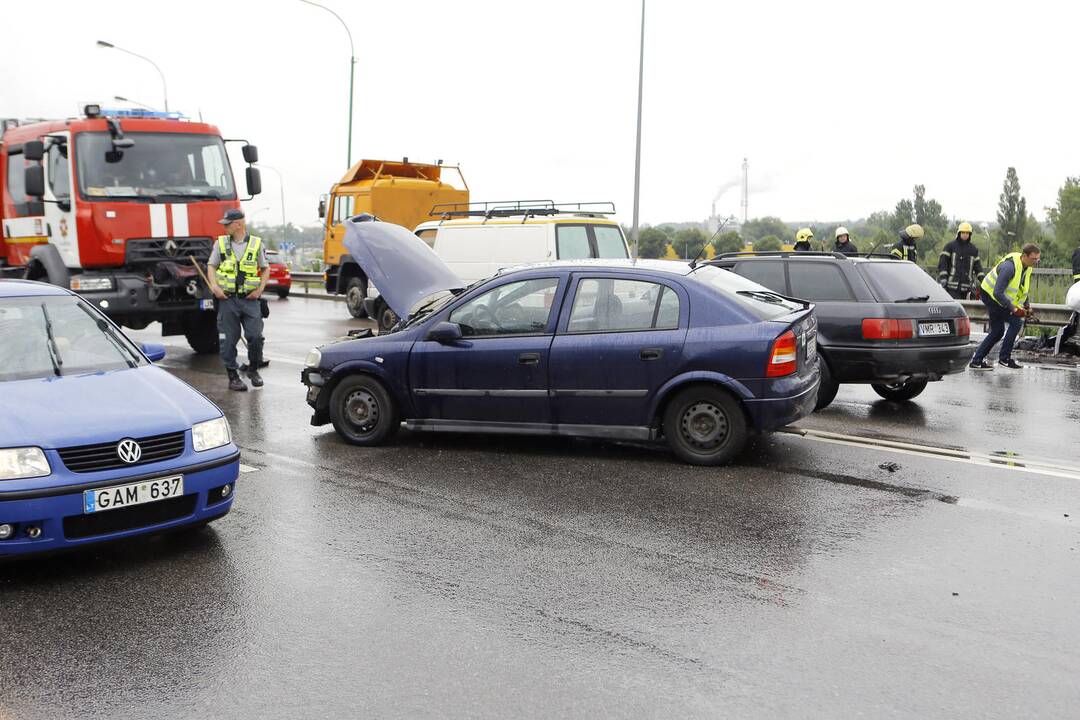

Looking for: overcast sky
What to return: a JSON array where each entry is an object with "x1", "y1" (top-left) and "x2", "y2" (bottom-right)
[{"x1": 4, "y1": 0, "x2": 1078, "y2": 230}]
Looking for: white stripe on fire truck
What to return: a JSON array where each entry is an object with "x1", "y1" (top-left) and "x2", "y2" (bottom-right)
[
  {"x1": 149, "y1": 205, "x2": 168, "y2": 237},
  {"x1": 170, "y1": 204, "x2": 189, "y2": 237}
]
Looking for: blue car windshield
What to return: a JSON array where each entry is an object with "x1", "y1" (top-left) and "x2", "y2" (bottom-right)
[
  {"x1": 0, "y1": 296, "x2": 145, "y2": 382},
  {"x1": 690, "y1": 266, "x2": 804, "y2": 319}
]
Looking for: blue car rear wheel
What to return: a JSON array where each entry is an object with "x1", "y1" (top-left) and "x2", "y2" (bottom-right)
[
  {"x1": 329, "y1": 375, "x2": 399, "y2": 446},
  {"x1": 663, "y1": 386, "x2": 747, "y2": 466}
]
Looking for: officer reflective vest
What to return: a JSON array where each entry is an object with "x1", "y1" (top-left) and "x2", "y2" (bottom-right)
[
  {"x1": 214, "y1": 235, "x2": 263, "y2": 296},
  {"x1": 980, "y1": 252, "x2": 1031, "y2": 308}
]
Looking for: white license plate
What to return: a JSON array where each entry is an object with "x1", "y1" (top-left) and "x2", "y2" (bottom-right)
[
  {"x1": 199, "y1": 299, "x2": 215, "y2": 310},
  {"x1": 919, "y1": 322, "x2": 951, "y2": 337},
  {"x1": 84, "y1": 475, "x2": 184, "y2": 514},
  {"x1": 806, "y1": 333, "x2": 817, "y2": 363},
  {"x1": 266, "y1": 279, "x2": 278, "y2": 285}
]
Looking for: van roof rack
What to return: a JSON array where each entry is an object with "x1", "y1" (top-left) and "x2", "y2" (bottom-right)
[{"x1": 430, "y1": 200, "x2": 616, "y2": 222}]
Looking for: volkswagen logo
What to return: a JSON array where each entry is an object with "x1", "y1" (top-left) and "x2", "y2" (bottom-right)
[
  {"x1": 117, "y1": 439, "x2": 143, "y2": 464},
  {"x1": 928, "y1": 306, "x2": 941, "y2": 315},
  {"x1": 163, "y1": 239, "x2": 179, "y2": 257}
]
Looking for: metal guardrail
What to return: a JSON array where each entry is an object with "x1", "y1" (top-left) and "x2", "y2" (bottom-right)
[{"x1": 960, "y1": 300, "x2": 1073, "y2": 328}]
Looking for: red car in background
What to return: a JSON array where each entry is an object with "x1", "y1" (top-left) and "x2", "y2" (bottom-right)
[{"x1": 265, "y1": 250, "x2": 292, "y2": 299}]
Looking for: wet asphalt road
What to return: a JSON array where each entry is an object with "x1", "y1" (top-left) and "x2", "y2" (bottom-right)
[{"x1": 2, "y1": 295, "x2": 1079, "y2": 719}]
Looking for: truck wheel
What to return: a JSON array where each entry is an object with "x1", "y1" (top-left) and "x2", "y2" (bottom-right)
[
  {"x1": 344, "y1": 277, "x2": 368, "y2": 319},
  {"x1": 376, "y1": 299, "x2": 399, "y2": 334},
  {"x1": 871, "y1": 380, "x2": 928, "y2": 402},
  {"x1": 276, "y1": 287, "x2": 290, "y2": 299},
  {"x1": 814, "y1": 355, "x2": 839, "y2": 411},
  {"x1": 329, "y1": 375, "x2": 399, "y2": 446},
  {"x1": 662, "y1": 385, "x2": 748, "y2": 466},
  {"x1": 184, "y1": 312, "x2": 219, "y2": 354}
]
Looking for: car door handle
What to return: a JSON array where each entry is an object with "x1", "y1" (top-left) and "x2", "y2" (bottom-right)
[
  {"x1": 518, "y1": 352, "x2": 541, "y2": 365},
  {"x1": 639, "y1": 348, "x2": 663, "y2": 361}
]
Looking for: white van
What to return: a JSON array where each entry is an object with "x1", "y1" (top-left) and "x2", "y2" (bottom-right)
[{"x1": 364, "y1": 203, "x2": 631, "y2": 331}]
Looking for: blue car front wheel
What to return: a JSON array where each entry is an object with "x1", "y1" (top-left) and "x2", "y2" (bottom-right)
[
  {"x1": 663, "y1": 386, "x2": 748, "y2": 466},
  {"x1": 329, "y1": 375, "x2": 400, "y2": 446}
]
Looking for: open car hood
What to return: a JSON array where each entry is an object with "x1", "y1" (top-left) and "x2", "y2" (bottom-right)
[{"x1": 342, "y1": 219, "x2": 463, "y2": 319}]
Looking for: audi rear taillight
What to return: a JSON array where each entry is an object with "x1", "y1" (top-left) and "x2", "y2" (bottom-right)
[
  {"x1": 766, "y1": 330, "x2": 798, "y2": 378},
  {"x1": 955, "y1": 316, "x2": 971, "y2": 336},
  {"x1": 861, "y1": 318, "x2": 915, "y2": 340}
]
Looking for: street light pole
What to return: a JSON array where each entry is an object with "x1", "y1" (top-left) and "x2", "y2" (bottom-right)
[
  {"x1": 97, "y1": 41, "x2": 168, "y2": 112},
  {"x1": 299, "y1": 0, "x2": 356, "y2": 170},
  {"x1": 630, "y1": 0, "x2": 646, "y2": 259},
  {"x1": 114, "y1": 95, "x2": 153, "y2": 110},
  {"x1": 260, "y1": 165, "x2": 289, "y2": 257}
]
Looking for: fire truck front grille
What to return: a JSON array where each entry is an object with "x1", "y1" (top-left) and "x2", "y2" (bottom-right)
[{"x1": 126, "y1": 237, "x2": 213, "y2": 265}]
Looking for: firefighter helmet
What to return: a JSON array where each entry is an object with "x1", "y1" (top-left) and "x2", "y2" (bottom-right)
[
  {"x1": 796, "y1": 228, "x2": 814, "y2": 243},
  {"x1": 957, "y1": 221, "x2": 973, "y2": 234},
  {"x1": 835, "y1": 226, "x2": 850, "y2": 240},
  {"x1": 904, "y1": 224, "x2": 925, "y2": 239}
]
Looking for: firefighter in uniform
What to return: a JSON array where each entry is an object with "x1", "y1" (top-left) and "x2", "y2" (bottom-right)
[
  {"x1": 968, "y1": 243, "x2": 1041, "y2": 370},
  {"x1": 833, "y1": 226, "x2": 858, "y2": 256},
  {"x1": 1072, "y1": 242, "x2": 1080, "y2": 283},
  {"x1": 793, "y1": 227, "x2": 815, "y2": 252},
  {"x1": 207, "y1": 209, "x2": 270, "y2": 391},
  {"x1": 937, "y1": 221, "x2": 985, "y2": 299},
  {"x1": 890, "y1": 224, "x2": 923, "y2": 262}
]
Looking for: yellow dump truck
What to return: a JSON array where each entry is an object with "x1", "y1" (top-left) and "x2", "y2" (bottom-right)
[{"x1": 319, "y1": 159, "x2": 468, "y2": 317}]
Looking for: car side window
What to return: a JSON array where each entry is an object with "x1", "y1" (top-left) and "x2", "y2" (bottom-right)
[
  {"x1": 734, "y1": 260, "x2": 786, "y2": 293},
  {"x1": 788, "y1": 262, "x2": 855, "y2": 301},
  {"x1": 416, "y1": 228, "x2": 438, "y2": 248},
  {"x1": 568, "y1": 278, "x2": 680, "y2": 333},
  {"x1": 333, "y1": 195, "x2": 354, "y2": 225},
  {"x1": 449, "y1": 277, "x2": 560, "y2": 337}
]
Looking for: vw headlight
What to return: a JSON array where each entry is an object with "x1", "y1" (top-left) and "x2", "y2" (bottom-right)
[
  {"x1": 0, "y1": 447, "x2": 51, "y2": 480},
  {"x1": 192, "y1": 417, "x2": 231, "y2": 452},
  {"x1": 305, "y1": 348, "x2": 322, "y2": 368}
]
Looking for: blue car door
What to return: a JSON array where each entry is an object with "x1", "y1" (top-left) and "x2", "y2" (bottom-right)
[
  {"x1": 548, "y1": 274, "x2": 689, "y2": 429},
  {"x1": 408, "y1": 276, "x2": 565, "y2": 424}
]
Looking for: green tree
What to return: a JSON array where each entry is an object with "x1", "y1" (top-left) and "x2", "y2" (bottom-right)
[
  {"x1": 712, "y1": 230, "x2": 743, "y2": 255},
  {"x1": 636, "y1": 226, "x2": 670, "y2": 259},
  {"x1": 674, "y1": 227, "x2": 708, "y2": 259},
  {"x1": 1048, "y1": 178, "x2": 1080, "y2": 266},
  {"x1": 741, "y1": 217, "x2": 791, "y2": 244},
  {"x1": 755, "y1": 234, "x2": 783, "y2": 252},
  {"x1": 996, "y1": 167, "x2": 1028, "y2": 251}
]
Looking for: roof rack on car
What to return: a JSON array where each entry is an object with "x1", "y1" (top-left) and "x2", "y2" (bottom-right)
[
  {"x1": 429, "y1": 200, "x2": 617, "y2": 223},
  {"x1": 714, "y1": 251, "x2": 854, "y2": 260}
]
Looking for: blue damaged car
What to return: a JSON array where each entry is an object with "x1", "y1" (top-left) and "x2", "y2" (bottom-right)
[
  {"x1": 302, "y1": 218, "x2": 819, "y2": 465},
  {"x1": 0, "y1": 280, "x2": 239, "y2": 557}
]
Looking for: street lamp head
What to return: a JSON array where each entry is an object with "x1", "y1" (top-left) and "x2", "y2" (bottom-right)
[{"x1": 96, "y1": 40, "x2": 114, "y2": 48}]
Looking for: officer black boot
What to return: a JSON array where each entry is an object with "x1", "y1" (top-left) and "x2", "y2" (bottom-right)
[
  {"x1": 246, "y1": 339, "x2": 264, "y2": 387},
  {"x1": 247, "y1": 367, "x2": 264, "y2": 387},
  {"x1": 228, "y1": 368, "x2": 248, "y2": 391}
]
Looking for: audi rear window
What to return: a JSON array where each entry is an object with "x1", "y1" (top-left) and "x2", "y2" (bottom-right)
[{"x1": 857, "y1": 262, "x2": 953, "y2": 303}]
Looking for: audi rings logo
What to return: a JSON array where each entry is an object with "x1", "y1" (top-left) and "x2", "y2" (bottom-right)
[
  {"x1": 928, "y1": 306, "x2": 941, "y2": 315},
  {"x1": 117, "y1": 439, "x2": 143, "y2": 464}
]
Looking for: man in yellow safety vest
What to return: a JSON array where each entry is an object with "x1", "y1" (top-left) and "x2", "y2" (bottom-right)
[
  {"x1": 968, "y1": 243, "x2": 1041, "y2": 370},
  {"x1": 208, "y1": 209, "x2": 270, "y2": 391}
]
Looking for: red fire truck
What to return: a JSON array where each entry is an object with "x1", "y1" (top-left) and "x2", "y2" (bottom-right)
[{"x1": 0, "y1": 105, "x2": 261, "y2": 353}]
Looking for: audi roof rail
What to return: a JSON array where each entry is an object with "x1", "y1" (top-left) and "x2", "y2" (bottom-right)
[{"x1": 713, "y1": 250, "x2": 855, "y2": 260}]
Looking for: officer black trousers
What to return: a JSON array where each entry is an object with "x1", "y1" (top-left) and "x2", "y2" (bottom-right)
[{"x1": 217, "y1": 295, "x2": 264, "y2": 371}]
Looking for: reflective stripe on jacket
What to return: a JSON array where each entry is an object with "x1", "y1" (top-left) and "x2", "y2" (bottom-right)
[
  {"x1": 980, "y1": 252, "x2": 1030, "y2": 308},
  {"x1": 214, "y1": 235, "x2": 263, "y2": 295}
]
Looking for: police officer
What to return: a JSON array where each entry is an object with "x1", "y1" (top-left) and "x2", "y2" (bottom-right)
[
  {"x1": 969, "y1": 243, "x2": 1041, "y2": 370},
  {"x1": 207, "y1": 209, "x2": 269, "y2": 391},
  {"x1": 890, "y1": 224, "x2": 923, "y2": 262},
  {"x1": 833, "y1": 226, "x2": 858, "y2": 256},
  {"x1": 937, "y1": 221, "x2": 985, "y2": 299},
  {"x1": 793, "y1": 228, "x2": 815, "y2": 252}
]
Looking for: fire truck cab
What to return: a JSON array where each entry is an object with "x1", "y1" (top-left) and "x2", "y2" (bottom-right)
[{"x1": 0, "y1": 105, "x2": 261, "y2": 353}]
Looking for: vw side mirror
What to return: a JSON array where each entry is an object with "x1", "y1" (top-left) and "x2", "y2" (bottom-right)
[
  {"x1": 427, "y1": 321, "x2": 462, "y2": 344},
  {"x1": 141, "y1": 343, "x2": 167, "y2": 362}
]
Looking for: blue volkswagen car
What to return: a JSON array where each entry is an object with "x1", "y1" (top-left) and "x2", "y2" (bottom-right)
[
  {"x1": 0, "y1": 280, "x2": 239, "y2": 558},
  {"x1": 301, "y1": 219, "x2": 819, "y2": 465}
]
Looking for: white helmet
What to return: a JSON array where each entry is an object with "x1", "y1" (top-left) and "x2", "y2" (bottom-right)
[{"x1": 835, "y1": 226, "x2": 850, "y2": 240}]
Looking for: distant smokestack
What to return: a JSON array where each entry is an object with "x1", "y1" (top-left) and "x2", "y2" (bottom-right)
[{"x1": 741, "y1": 157, "x2": 749, "y2": 224}]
